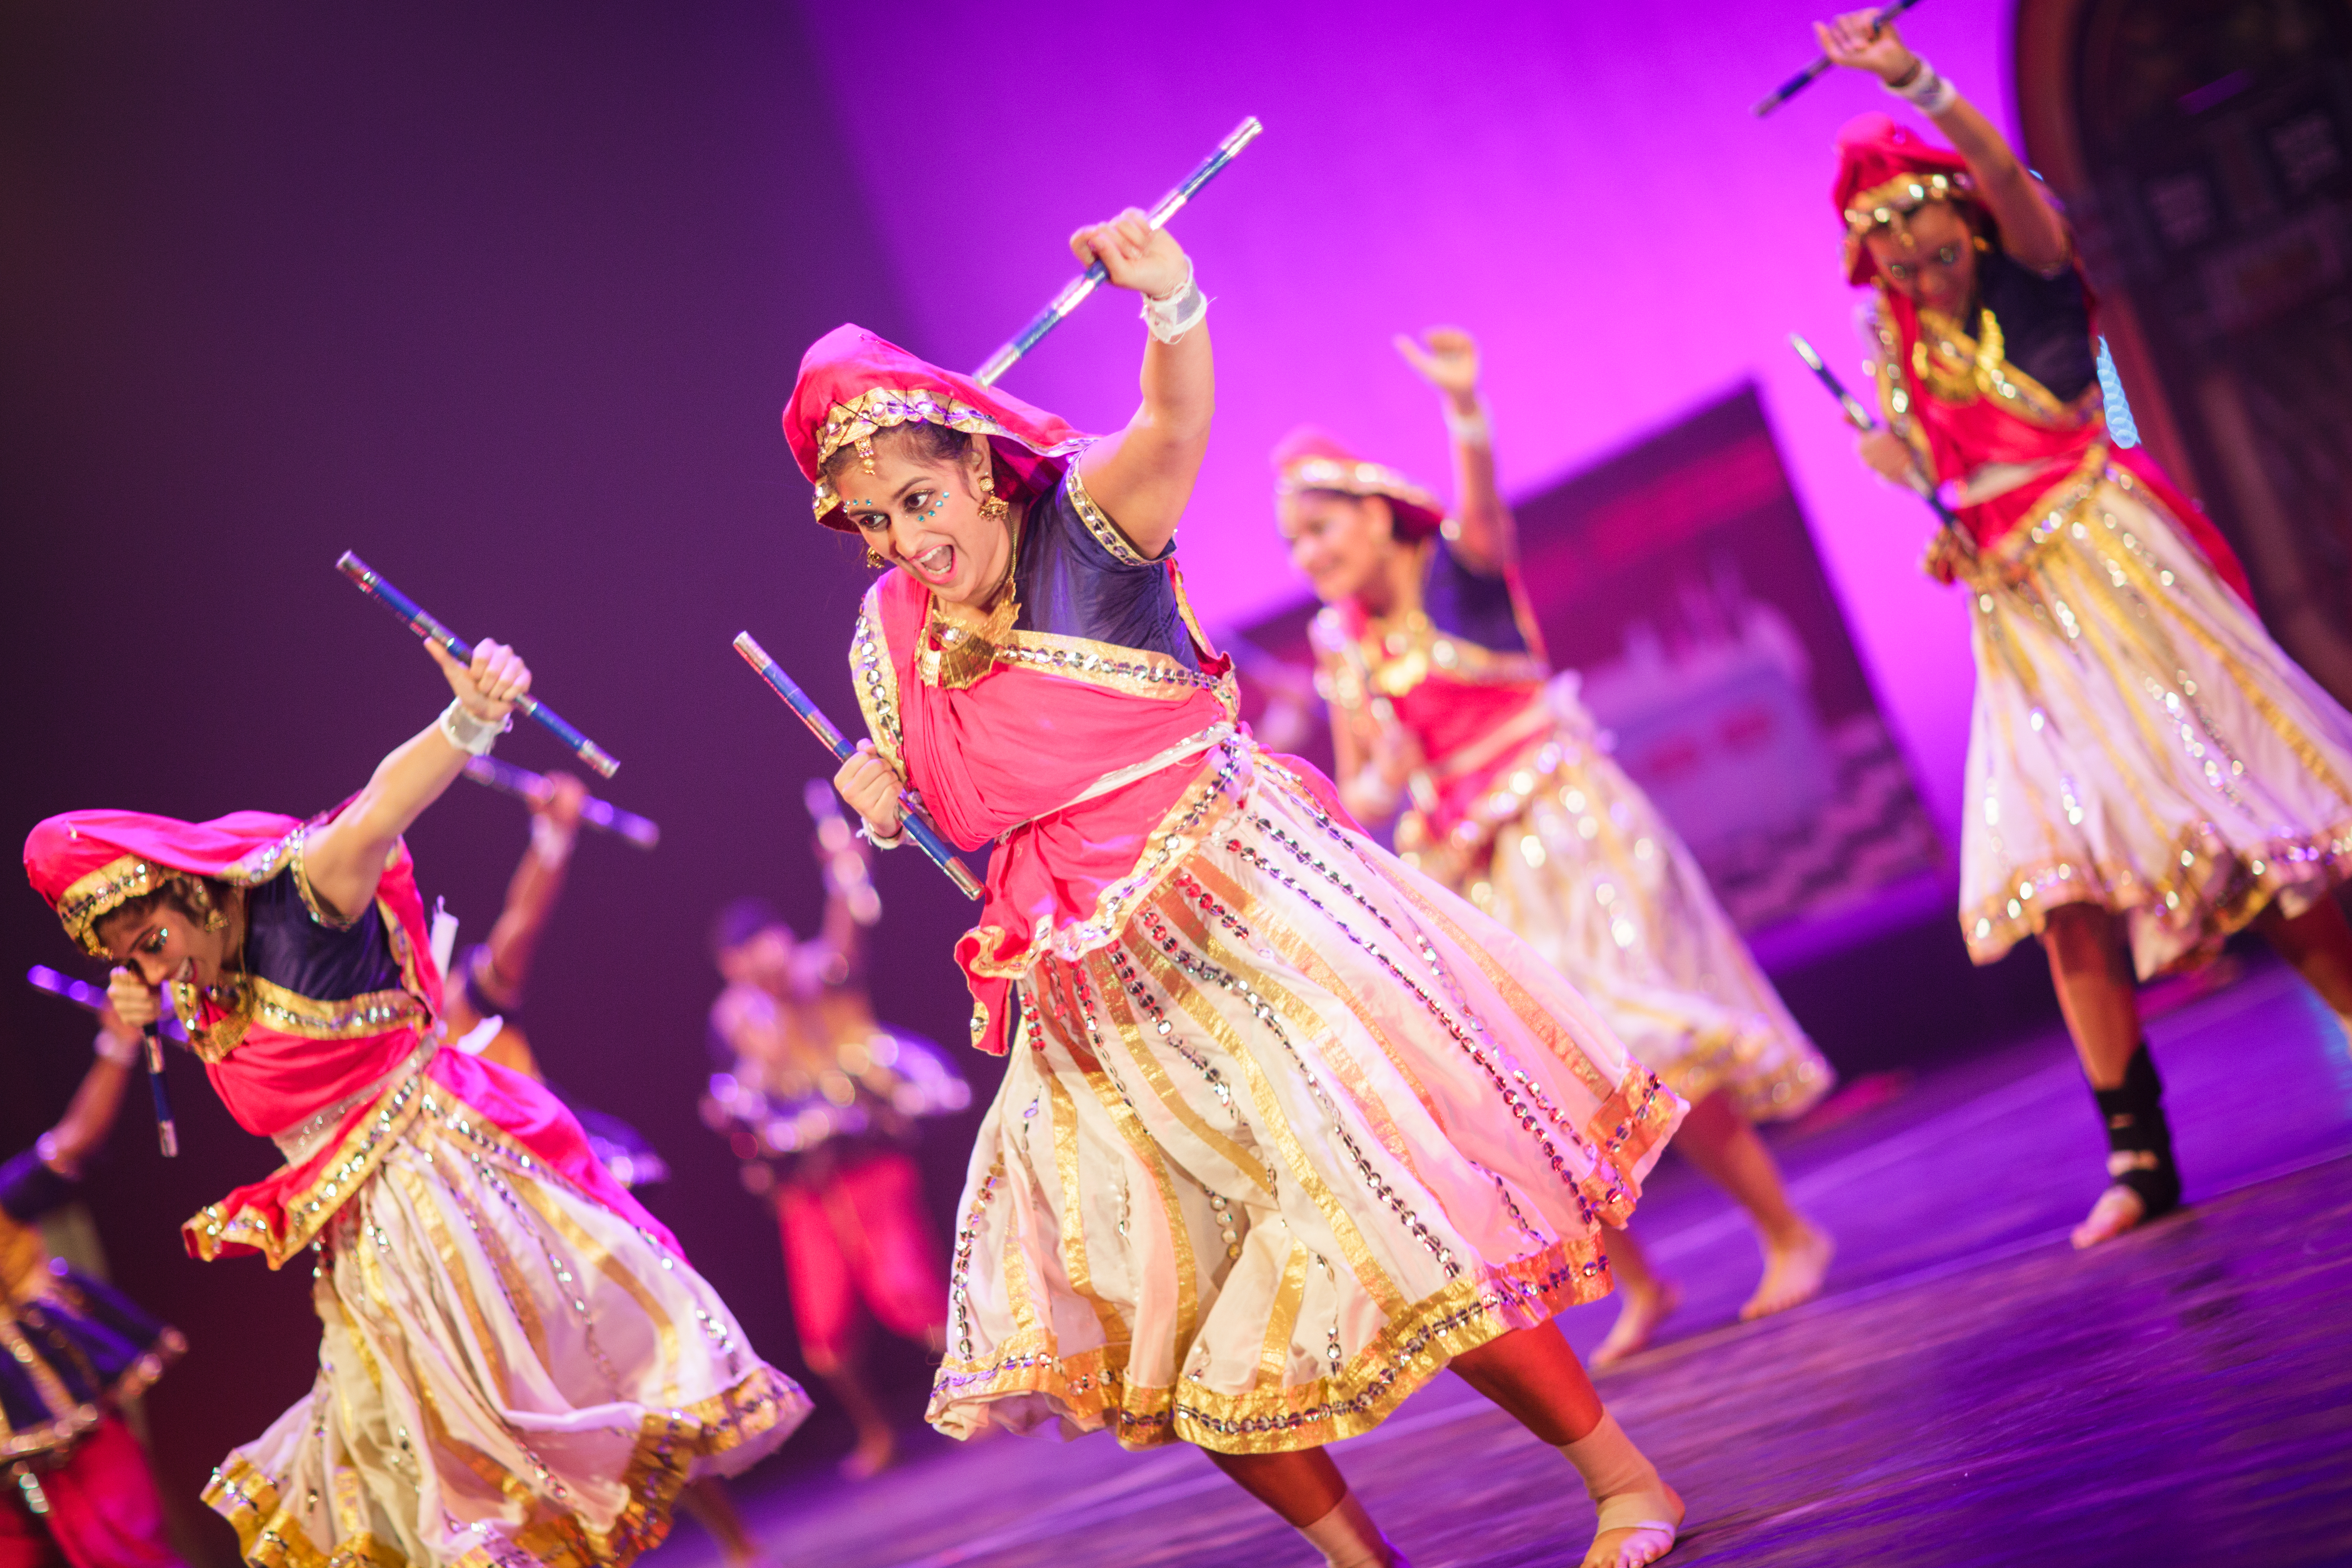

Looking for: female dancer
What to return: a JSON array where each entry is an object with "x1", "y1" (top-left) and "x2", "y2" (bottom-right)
[
  {"x1": 1, "y1": 1014, "x2": 186, "y2": 1568},
  {"x1": 801, "y1": 208, "x2": 1686, "y2": 1568},
  {"x1": 23, "y1": 638, "x2": 808, "y2": 1568},
  {"x1": 1274, "y1": 328, "x2": 1835, "y2": 1365},
  {"x1": 1816, "y1": 11, "x2": 2352, "y2": 1247}
]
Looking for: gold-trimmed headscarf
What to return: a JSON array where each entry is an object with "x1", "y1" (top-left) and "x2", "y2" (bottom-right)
[
  {"x1": 784, "y1": 326, "x2": 1094, "y2": 533},
  {"x1": 1270, "y1": 427, "x2": 1448, "y2": 541}
]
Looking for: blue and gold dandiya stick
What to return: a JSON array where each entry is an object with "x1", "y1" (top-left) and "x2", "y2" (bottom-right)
[
  {"x1": 733, "y1": 633, "x2": 984, "y2": 901},
  {"x1": 337, "y1": 552, "x2": 620, "y2": 777},
  {"x1": 1789, "y1": 332, "x2": 1962, "y2": 531},
  {"x1": 1752, "y1": 0, "x2": 1929, "y2": 117},
  {"x1": 972, "y1": 116, "x2": 1264, "y2": 387},
  {"x1": 27, "y1": 965, "x2": 183, "y2": 1154},
  {"x1": 460, "y1": 757, "x2": 660, "y2": 849}
]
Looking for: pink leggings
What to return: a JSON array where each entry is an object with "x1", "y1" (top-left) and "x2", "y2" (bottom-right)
[{"x1": 778, "y1": 1150, "x2": 948, "y2": 1368}]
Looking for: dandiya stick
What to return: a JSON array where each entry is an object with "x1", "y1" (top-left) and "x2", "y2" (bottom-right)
[
  {"x1": 972, "y1": 116, "x2": 1264, "y2": 387},
  {"x1": 1789, "y1": 332, "x2": 1962, "y2": 531},
  {"x1": 1752, "y1": 0, "x2": 1929, "y2": 118},
  {"x1": 460, "y1": 757, "x2": 660, "y2": 849},
  {"x1": 336, "y1": 552, "x2": 620, "y2": 777},
  {"x1": 27, "y1": 965, "x2": 182, "y2": 1154},
  {"x1": 733, "y1": 633, "x2": 984, "y2": 901}
]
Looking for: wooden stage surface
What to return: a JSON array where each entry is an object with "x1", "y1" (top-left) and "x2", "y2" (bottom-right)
[{"x1": 654, "y1": 960, "x2": 2352, "y2": 1567}]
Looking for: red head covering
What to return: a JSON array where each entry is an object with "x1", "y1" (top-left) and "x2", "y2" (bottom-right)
[
  {"x1": 1832, "y1": 112, "x2": 1978, "y2": 285},
  {"x1": 26, "y1": 809, "x2": 308, "y2": 957},
  {"x1": 1269, "y1": 426, "x2": 1447, "y2": 541},
  {"x1": 784, "y1": 325, "x2": 1095, "y2": 533}
]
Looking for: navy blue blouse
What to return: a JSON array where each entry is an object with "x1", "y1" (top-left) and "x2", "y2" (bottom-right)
[
  {"x1": 244, "y1": 867, "x2": 404, "y2": 1000},
  {"x1": 1014, "y1": 468, "x2": 1199, "y2": 669},
  {"x1": 1424, "y1": 535, "x2": 1530, "y2": 655},
  {"x1": 1979, "y1": 248, "x2": 2096, "y2": 403}
]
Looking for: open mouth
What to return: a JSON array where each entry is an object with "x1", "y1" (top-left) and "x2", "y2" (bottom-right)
[{"x1": 910, "y1": 543, "x2": 956, "y2": 584}]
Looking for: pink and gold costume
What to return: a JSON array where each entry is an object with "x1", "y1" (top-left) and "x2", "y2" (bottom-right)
[
  {"x1": 787, "y1": 327, "x2": 1684, "y2": 1454},
  {"x1": 23, "y1": 808, "x2": 807, "y2": 1568},
  {"x1": 1283, "y1": 437, "x2": 1831, "y2": 1123},
  {"x1": 1840, "y1": 114, "x2": 2352, "y2": 973}
]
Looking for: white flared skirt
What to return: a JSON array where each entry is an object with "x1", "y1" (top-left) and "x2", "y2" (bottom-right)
[
  {"x1": 927, "y1": 742, "x2": 1684, "y2": 1454},
  {"x1": 1959, "y1": 462, "x2": 2352, "y2": 975},
  {"x1": 205, "y1": 1082, "x2": 809, "y2": 1568},
  {"x1": 1410, "y1": 709, "x2": 1832, "y2": 1123}
]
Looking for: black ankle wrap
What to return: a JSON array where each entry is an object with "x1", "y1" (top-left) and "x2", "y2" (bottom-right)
[{"x1": 2091, "y1": 1043, "x2": 2180, "y2": 1218}]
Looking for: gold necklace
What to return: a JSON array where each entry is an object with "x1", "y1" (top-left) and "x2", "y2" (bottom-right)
[{"x1": 922, "y1": 512, "x2": 1022, "y2": 690}]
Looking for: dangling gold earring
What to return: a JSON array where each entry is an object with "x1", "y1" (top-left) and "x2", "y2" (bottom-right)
[
  {"x1": 976, "y1": 466, "x2": 1010, "y2": 523},
  {"x1": 865, "y1": 546, "x2": 891, "y2": 570},
  {"x1": 183, "y1": 876, "x2": 228, "y2": 933},
  {"x1": 1972, "y1": 234, "x2": 1991, "y2": 253}
]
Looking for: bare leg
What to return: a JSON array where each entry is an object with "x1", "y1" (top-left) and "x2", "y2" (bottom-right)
[
  {"x1": 1206, "y1": 1451, "x2": 1402, "y2": 1566},
  {"x1": 677, "y1": 1479, "x2": 759, "y2": 1568},
  {"x1": 1452, "y1": 1325, "x2": 1680, "y2": 1568},
  {"x1": 2254, "y1": 896, "x2": 2352, "y2": 1019},
  {"x1": 803, "y1": 1349, "x2": 897, "y2": 1480},
  {"x1": 1588, "y1": 1228, "x2": 1679, "y2": 1368},
  {"x1": 1668, "y1": 1091, "x2": 1832, "y2": 1321},
  {"x1": 2039, "y1": 904, "x2": 2168, "y2": 1247}
]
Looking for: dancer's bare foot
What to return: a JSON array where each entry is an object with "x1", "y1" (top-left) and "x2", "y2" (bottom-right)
[
  {"x1": 839, "y1": 1428, "x2": 898, "y2": 1481},
  {"x1": 1591, "y1": 1280, "x2": 1679, "y2": 1369},
  {"x1": 2069, "y1": 1183, "x2": 2146, "y2": 1249},
  {"x1": 1740, "y1": 1222, "x2": 1832, "y2": 1321},
  {"x1": 1580, "y1": 1483, "x2": 1683, "y2": 1568}
]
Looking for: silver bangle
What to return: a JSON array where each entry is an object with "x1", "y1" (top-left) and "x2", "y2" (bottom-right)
[
  {"x1": 1443, "y1": 399, "x2": 1492, "y2": 448},
  {"x1": 1140, "y1": 258, "x2": 1209, "y2": 345},
  {"x1": 439, "y1": 699, "x2": 510, "y2": 757},
  {"x1": 858, "y1": 818, "x2": 906, "y2": 850},
  {"x1": 1888, "y1": 57, "x2": 1959, "y2": 114}
]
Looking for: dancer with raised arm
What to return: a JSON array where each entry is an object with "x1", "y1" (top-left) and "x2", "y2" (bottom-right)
[
  {"x1": 0, "y1": 1009, "x2": 187, "y2": 1568},
  {"x1": 23, "y1": 637, "x2": 808, "y2": 1568},
  {"x1": 1275, "y1": 329, "x2": 1835, "y2": 1365},
  {"x1": 703, "y1": 788, "x2": 966, "y2": 1482},
  {"x1": 795, "y1": 206, "x2": 1687, "y2": 1568},
  {"x1": 1815, "y1": 10, "x2": 2352, "y2": 1247}
]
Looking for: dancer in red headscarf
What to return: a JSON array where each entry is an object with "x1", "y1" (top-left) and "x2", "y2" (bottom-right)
[
  {"x1": 801, "y1": 209, "x2": 1687, "y2": 1568},
  {"x1": 23, "y1": 639, "x2": 809, "y2": 1568},
  {"x1": 1274, "y1": 328, "x2": 1835, "y2": 1368},
  {"x1": 1817, "y1": 11, "x2": 2352, "y2": 1248}
]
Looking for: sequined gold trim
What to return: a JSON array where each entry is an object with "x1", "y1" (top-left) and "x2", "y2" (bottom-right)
[
  {"x1": 850, "y1": 583, "x2": 904, "y2": 768},
  {"x1": 1276, "y1": 455, "x2": 1445, "y2": 521},
  {"x1": 53, "y1": 855, "x2": 160, "y2": 957},
  {"x1": 184, "y1": 1067, "x2": 437, "y2": 1268},
  {"x1": 927, "y1": 1230, "x2": 1610, "y2": 1453},
  {"x1": 1065, "y1": 463, "x2": 1157, "y2": 566},
  {"x1": 991, "y1": 630, "x2": 1239, "y2": 706},
  {"x1": 1842, "y1": 168, "x2": 1974, "y2": 235},
  {"x1": 961, "y1": 740, "x2": 1252, "y2": 982},
  {"x1": 808, "y1": 387, "x2": 1091, "y2": 525},
  {"x1": 204, "y1": 1363, "x2": 805, "y2": 1568}
]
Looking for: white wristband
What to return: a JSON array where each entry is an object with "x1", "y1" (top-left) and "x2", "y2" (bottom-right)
[
  {"x1": 1887, "y1": 57, "x2": 1959, "y2": 114},
  {"x1": 858, "y1": 819, "x2": 906, "y2": 850},
  {"x1": 1140, "y1": 258, "x2": 1209, "y2": 345},
  {"x1": 439, "y1": 699, "x2": 511, "y2": 757},
  {"x1": 1443, "y1": 399, "x2": 1492, "y2": 449}
]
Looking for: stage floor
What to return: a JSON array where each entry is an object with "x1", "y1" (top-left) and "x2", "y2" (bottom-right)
[{"x1": 660, "y1": 959, "x2": 2352, "y2": 1567}]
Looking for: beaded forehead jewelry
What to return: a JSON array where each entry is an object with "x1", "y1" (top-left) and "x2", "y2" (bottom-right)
[{"x1": 854, "y1": 436, "x2": 878, "y2": 476}]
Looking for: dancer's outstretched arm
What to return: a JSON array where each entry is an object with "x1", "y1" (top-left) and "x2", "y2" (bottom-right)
[
  {"x1": 1397, "y1": 327, "x2": 1515, "y2": 571},
  {"x1": 472, "y1": 771, "x2": 586, "y2": 1008},
  {"x1": 1069, "y1": 207, "x2": 1214, "y2": 558},
  {"x1": 1816, "y1": 10, "x2": 2068, "y2": 271},
  {"x1": 303, "y1": 640, "x2": 533, "y2": 920}
]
